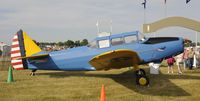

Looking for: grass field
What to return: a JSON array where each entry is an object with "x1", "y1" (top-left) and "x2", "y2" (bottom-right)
[{"x1": 0, "y1": 66, "x2": 200, "y2": 101}]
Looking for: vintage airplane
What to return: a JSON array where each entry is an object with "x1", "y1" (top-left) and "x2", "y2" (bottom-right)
[{"x1": 11, "y1": 30, "x2": 184, "y2": 86}]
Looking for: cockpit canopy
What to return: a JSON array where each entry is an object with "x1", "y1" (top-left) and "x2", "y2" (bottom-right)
[{"x1": 88, "y1": 31, "x2": 145, "y2": 49}]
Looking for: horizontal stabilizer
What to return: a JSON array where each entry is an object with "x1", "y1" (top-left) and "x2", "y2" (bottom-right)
[{"x1": 12, "y1": 54, "x2": 49, "y2": 60}]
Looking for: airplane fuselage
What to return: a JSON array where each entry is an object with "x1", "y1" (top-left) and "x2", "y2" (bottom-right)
[{"x1": 27, "y1": 31, "x2": 184, "y2": 71}]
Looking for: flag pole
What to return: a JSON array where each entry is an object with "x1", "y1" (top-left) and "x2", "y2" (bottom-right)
[
  {"x1": 196, "y1": 31, "x2": 198, "y2": 47},
  {"x1": 164, "y1": 1, "x2": 167, "y2": 17},
  {"x1": 96, "y1": 20, "x2": 100, "y2": 34},
  {"x1": 110, "y1": 20, "x2": 113, "y2": 34},
  {"x1": 143, "y1": 9, "x2": 146, "y2": 24}
]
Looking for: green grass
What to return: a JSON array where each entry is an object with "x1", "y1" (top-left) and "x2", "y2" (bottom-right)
[
  {"x1": 0, "y1": 66, "x2": 200, "y2": 101},
  {"x1": 0, "y1": 61, "x2": 10, "y2": 71}
]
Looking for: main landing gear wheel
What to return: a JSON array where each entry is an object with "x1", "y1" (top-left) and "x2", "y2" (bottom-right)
[
  {"x1": 136, "y1": 75, "x2": 149, "y2": 86},
  {"x1": 135, "y1": 69, "x2": 149, "y2": 86}
]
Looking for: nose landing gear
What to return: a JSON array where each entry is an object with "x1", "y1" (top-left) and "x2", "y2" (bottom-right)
[{"x1": 135, "y1": 69, "x2": 149, "y2": 86}]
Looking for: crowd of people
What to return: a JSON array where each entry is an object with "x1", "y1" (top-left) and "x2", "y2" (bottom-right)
[{"x1": 166, "y1": 47, "x2": 200, "y2": 74}]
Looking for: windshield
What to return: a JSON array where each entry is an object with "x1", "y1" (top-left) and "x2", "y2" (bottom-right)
[
  {"x1": 138, "y1": 32, "x2": 147, "y2": 42},
  {"x1": 87, "y1": 40, "x2": 97, "y2": 48}
]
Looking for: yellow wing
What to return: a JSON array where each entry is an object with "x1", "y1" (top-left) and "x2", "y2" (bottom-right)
[{"x1": 89, "y1": 49, "x2": 141, "y2": 70}]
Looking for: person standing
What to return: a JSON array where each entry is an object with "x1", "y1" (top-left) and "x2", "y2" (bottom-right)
[
  {"x1": 188, "y1": 47, "x2": 195, "y2": 70},
  {"x1": 0, "y1": 49, "x2": 2, "y2": 57},
  {"x1": 176, "y1": 53, "x2": 183, "y2": 74},
  {"x1": 167, "y1": 57, "x2": 176, "y2": 73},
  {"x1": 196, "y1": 50, "x2": 200, "y2": 67},
  {"x1": 182, "y1": 48, "x2": 189, "y2": 70}
]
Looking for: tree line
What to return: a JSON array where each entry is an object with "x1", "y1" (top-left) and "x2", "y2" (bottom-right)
[
  {"x1": 35, "y1": 38, "x2": 199, "y2": 48},
  {"x1": 35, "y1": 39, "x2": 89, "y2": 48}
]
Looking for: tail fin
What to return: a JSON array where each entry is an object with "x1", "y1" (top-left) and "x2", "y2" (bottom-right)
[{"x1": 11, "y1": 30, "x2": 42, "y2": 70}]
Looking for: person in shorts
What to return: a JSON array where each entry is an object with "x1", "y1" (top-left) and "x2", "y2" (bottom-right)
[{"x1": 167, "y1": 57, "x2": 176, "y2": 73}]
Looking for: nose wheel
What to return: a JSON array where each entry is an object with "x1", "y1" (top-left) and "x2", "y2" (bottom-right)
[{"x1": 135, "y1": 69, "x2": 149, "y2": 86}]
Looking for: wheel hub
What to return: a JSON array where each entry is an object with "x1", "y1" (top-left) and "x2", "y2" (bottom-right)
[{"x1": 139, "y1": 77, "x2": 147, "y2": 86}]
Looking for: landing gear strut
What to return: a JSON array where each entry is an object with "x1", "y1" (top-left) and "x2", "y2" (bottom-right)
[
  {"x1": 30, "y1": 69, "x2": 37, "y2": 76},
  {"x1": 135, "y1": 69, "x2": 146, "y2": 76},
  {"x1": 135, "y1": 69, "x2": 149, "y2": 86}
]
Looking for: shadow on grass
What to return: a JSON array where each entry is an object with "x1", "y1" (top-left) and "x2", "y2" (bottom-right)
[
  {"x1": 182, "y1": 68, "x2": 200, "y2": 74},
  {"x1": 37, "y1": 68, "x2": 200, "y2": 96}
]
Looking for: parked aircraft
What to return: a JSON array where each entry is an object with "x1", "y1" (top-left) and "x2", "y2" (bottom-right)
[{"x1": 11, "y1": 30, "x2": 184, "y2": 86}]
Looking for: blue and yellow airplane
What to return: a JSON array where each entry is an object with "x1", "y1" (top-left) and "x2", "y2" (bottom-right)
[{"x1": 11, "y1": 30, "x2": 184, "y2": 86}]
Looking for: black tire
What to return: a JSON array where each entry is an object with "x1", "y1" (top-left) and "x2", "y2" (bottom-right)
[{"x1": 136, "y1": 75, "x2": 149, "y2": 86}]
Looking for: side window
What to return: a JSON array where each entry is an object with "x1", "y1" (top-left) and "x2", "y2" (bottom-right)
[
  {"x1": 98, "y1": 39, "x2": 110, "y2": 48},
  {"x1": 111, "y1": 38, "x2": 123, "y2": 46},
  {"x1": 124, "y1": 35, "x2": 137, "y2": 43}
]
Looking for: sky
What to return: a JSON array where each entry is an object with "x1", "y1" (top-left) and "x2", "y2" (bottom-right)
[{"x1": 0, "y1": 0, "x2": 200, "y2": 45}]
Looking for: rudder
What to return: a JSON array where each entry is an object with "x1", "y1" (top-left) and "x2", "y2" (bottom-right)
[{"x1": 11, "y1": 30, "x2": 42, "y2": 70}]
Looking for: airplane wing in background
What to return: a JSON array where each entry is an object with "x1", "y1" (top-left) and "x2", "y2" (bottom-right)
[{"x1": 89, "y1": 49, "x2": 141, "y2": 70}]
